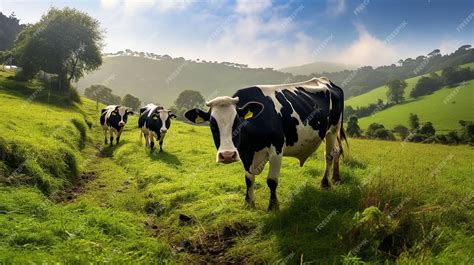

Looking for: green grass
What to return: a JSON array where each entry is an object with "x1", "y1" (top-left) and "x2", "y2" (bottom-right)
[
  {"x1": 357, "y1": 80, "x2": 474, "y2": 131},
  {"x1": 345, "y1": 62, "x2": 474, "y2": 108},
  {"x1": 0, "y1": 69, "x2": 473, "y2": 263}
]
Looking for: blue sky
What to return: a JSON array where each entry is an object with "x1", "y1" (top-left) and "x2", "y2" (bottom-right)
[{"x1": 1, "y1": 0, "x2": 473, "y2": 68}]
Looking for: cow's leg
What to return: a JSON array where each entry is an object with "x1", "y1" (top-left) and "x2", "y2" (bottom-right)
[
  {"x1": 103, "y1": 129, "x2": 108, "y2": 144},
  {"x1": 267, "y1": 154, "x2": 282, "y2": 211},
  {"x1": 116, "y1": 129, "x2": 122, "y2": 144},
  {"x1": 244, "y1": 171, "x2": 256, "y2": 207},
  {"x1": 109, "y1": 128, "x2": 114, "y2": 146},
  {"x1": 149, "y1": 134, "x2": 155, "y2": 151},
  {"x1": 159, "y1": 140, "x2": 164, "y2": 152},
  {"x1": 332, "y1": 146, "x2": 341, "y2": 184},
  {"x1": 144, "y1": 132, "x2": 149, "y2": 146},
  {"x1": 321, "y1": 131, "x2": 337, "y2": 188}
]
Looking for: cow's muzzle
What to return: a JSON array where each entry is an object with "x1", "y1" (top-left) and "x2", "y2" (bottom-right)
[{"x1": 217, "y1": 150, "x2": 239, "y2": 164}]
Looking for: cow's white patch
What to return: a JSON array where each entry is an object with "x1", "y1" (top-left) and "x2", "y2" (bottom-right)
[
  {"x1": 158, "y1": 110, "x2": 170, "y2": 132},
  {"x1": 207, "y1": 96, "x2": 241, "y2": 162}
]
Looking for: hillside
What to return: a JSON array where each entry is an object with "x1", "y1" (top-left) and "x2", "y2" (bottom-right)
[
  {"x1": 77, "y1": 48, "x2": 474, "y2": 107},
  {"x1": 346, "y1": 62, "x2": 474, "y2": 108},
  {"x1": 1, "y1": 70, "x2": 473, "y2": 263},
  {"x1": 279, "y1": 61, "x2": 359, "y2": 75},
  {"x1": 357, "y1": 80, "x2": 473, "y2": 131},
  {"x1": 345, "y1": 62, "x2": 474, "y2": 131}
]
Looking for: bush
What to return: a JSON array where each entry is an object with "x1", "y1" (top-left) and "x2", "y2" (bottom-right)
[
  {"x1": 366, "y1": 123, "x2": 395, "y2": 140},
  {"x1": 410, "y1": 74, "x2": 443, "y2": 98},
  {"x1": 393, "y1": 124, "x2": 410, "y2": 140}
]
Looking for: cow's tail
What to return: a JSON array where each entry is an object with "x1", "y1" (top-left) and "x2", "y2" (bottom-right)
[{"x1": 337, "y1": 122, "x2": 349, "y2": 158}]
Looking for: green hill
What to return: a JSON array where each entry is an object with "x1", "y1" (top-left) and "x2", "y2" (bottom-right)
[
  {"x1": 346, "y1": 62, "x2": 474, "y2": 108},
  {"x1": 279, "y1": 61, "x2": 359, "y2": 75},
  {"x1": 1, "y1": 70, "x2": 473, "y2": 263},
  {"x1": 357, "y1": 80, "x2": 474, "y2": 131}
]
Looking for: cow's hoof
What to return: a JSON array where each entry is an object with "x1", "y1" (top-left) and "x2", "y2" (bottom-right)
[
  {"x1": 268, "y1": 200, "x2": 279, "y2": 211},
  {"x1": 320, "y1": 178, "x2": 330, "y2": 189},
  {"x1": 244, "y1": 200, "x2": 255, "y2": 208}
]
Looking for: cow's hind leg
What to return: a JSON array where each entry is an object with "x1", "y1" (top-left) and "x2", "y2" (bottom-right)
[
  {"x1": 332, "y1": 146, "x2": 341, "y2": 184},
  {"x1": 267, "y1": 154, "x2": 282, "y2": 211},
  {"x1": 321, "y1": 130, "x2": 337, "y2": 188},
  {"x1": 109, "y1": 128, "x2": 114, "y2": 146},
  {"x1": 244, "y1": 172, "x2": 256, "y2": 208},
  {"x1": 159, "y1": 140, "x2": 164, "y2": 152}
]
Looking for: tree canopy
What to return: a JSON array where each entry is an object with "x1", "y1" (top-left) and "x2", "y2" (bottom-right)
[
  {"x1": 174, "y1": 90, "x2": 205, "y2": 110},
  {"x1": 0, "y1": 12, "x2": 23, "y2": 52},
  {"x1": 386, "y1": 79, "x2": 407, "y2": 104},
  {"x1": 14, "y1": 7, "x2": 103, "y2": 90},
  {"x1": 121, "y1": 94, "x2": 141, "y2": 110},
  {"x1": 84, "y1": 84, "x2": 121, "y2": 105}
]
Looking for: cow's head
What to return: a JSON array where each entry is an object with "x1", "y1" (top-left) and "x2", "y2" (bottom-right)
[
  {"x1": 150, "y1": 109, "x2": 176, "y2": 135},
  {"x1": 184, "y1": 96, "x2": 263, "y2": 164},
  {"x1": 110, "y1": 106, "x2": 134, "y2": 128}
]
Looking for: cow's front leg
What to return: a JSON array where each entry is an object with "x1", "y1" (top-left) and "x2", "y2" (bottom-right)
[
  {"x1": 267, "y1": 154, "x2": 282, "y2": 211},
  {"x1": 159, "y1": 140, "x2": 164, "y2": 152},
  {"x1": 104, "y1": 129, "x2": 108, "y2": 144},
  {"x1": 244, "y1": 172, "x2": 255, "y2": 207},
  {"x1": 109, "y1": 128, "x2": 114, "y2": 146},
  {"x1": 149, "y1": 133, "x2": 155, "y2": 151},
  {"x1": 116, "y1": 129, "x2": 122, "y2": 144},
  {"x1": 321, "y1": 131, "x2": 337, "y2": 188}
]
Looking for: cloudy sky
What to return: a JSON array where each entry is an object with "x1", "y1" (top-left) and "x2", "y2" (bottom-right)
[{"x1": 1, "y1": 0, "x2": 473, "y2": 68}]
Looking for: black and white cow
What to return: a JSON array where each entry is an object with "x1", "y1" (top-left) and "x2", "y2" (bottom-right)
[
  {"x1": 138, "y1": 103, "x2": 176, "y2": 152},
  {"x1": 184, "y1": 77, "x2": 347, "y2": 210},
  {"x1": 100, "y1": 105, "x2": 134, "y2": 145}
]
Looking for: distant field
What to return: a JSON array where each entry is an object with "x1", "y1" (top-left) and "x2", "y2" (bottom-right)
[
  {"x1": 345, "y1": 62, "x2": 474, "y2": 108},
  {"x1": 357, "y1": 80, "x2": 473, "y2": 131}
]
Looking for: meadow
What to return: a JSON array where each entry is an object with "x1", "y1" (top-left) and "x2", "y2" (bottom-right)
[{"x1": 0, "y1": 69, "x2": 473, "y2": 264}]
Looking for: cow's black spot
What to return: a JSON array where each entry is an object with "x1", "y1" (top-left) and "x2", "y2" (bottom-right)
[
  {"x1": 209, "y1": 117, "x2": 221, "y2": 149},
  {"x1": 275, "y1": 91, "x2": 299, "y2": 146}
]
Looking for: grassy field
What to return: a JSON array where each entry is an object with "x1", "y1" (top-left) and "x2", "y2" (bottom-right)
[
  {"x1": 345, "y1": 62, "x2": 474, "y2": 108},
  {"x1": 0, "y1": 69, "x2": 473, "y2": 264},
  {"x1": 357, "y1": 80, "x2": 474, "y2": 131}
]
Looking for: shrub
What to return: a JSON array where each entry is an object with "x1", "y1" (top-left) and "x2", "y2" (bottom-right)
[{"x1": 366, "y1": 123, "x2": 395, "y2": 140}]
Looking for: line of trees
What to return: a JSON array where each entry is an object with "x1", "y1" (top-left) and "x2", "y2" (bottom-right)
[
  {"x1": 346, "y1": 113, "x2": 473, "y2": 145},
  {"x1": 410, "y1": 66, "x2": 474, "y2": 98}
]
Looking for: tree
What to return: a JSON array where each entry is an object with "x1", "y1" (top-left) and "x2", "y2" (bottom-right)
[
  {"x1": 346, "y1": 116, "x2": 362, "y2": 137},
  {"x1": 393, "y1": 124, "x2": 410, "y2": 140},
  {"x1": 0, "y1": 12, "x2": 23, "y2": 52},
  {"x1": 366, "y1": 123, "x2": 394, "y2": 140},
  {"x1": 419, "y1": 122, "x2": 435, "y2": 136},
  {"x1": 121, "y1": 94, "x2": 141, "y2": 110},
  {"x1": 14, "y1": 7, "x2": 103, "y2": 90},
  {"x1": 174, "y1": 90, "x2": 205, "y2": 110},
  {"x1": 409, "y1": 113, "x2": 419, "y2": 130},
  {"x1": 84, "y1": 84, "x2": 121, "y2": 105},
  {"x1": 386, "y1": 79, "x2": 407, "y2": 104},
  {"x1": 410, "y1": 74, "x2": 442, "y2": 98}
]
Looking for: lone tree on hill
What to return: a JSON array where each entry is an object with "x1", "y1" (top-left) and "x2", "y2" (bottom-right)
[
  {"x1": 346, "y1": 116, "x2": 362, "y2": 137},
  {"x1": 386, "y1": 79, "x2": 407, "y2": 104},
  {"x1": 14, "y1": 7, "x2": 103, "y2": 90},
  {"x1": 122, "y1": 94, "x2": 141, "y2": 110},
  {"x1": 409, "y1": 113, "x2": 420, "y2": 130}
]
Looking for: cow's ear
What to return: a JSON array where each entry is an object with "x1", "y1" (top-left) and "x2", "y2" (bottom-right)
[
  {"x1": 169, "y1": 112, "x2": 177, "y2": 119},
  {"x1": 237, "y1": 101, "x2": 264, "y2": 120},
  {"x1": 184, "y1": 108, "x2": 210, "y2": 124},
  {"x1": 127, "y1": 110, "x2": 134, "y2": 115}
]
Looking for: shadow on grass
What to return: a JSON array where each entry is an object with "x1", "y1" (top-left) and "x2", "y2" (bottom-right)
[
  {"x1": 149, "y1": 150, "x2": 182, "y2": 166},
  {"x1": 262, "y1": 171, "x2": 363, "y2": 264}
]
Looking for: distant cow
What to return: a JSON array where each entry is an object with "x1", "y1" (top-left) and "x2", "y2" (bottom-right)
[
  {"x1": 138, "y1": 103, "x2": 176, "y2": 152},
  {"x1": 100, "y1": 105, "x2": 134, "y2": 145},
  {"x1": 185, "y1": 78, "x2": 347, "y2": 210}
]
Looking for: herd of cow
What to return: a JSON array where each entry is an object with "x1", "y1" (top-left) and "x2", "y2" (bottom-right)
[{"x1": 99, "y1": 77, "x2": 347, "y2": 210}]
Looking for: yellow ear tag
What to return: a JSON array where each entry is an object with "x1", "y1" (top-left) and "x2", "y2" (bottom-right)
[
  {"x1": 244, "y1": 110, "x2": 253, "y2": 120},
  {"x1": 153, "y1": 116, "x2": 158, "y2": 120},
  {"x1": 195, "y1": 116, "x2": 204, "y2": 123},
  {"x1": 111, "y1": 112, "x2": 116, "y2": 116}
]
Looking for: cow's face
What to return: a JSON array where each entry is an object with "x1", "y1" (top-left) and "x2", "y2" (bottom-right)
[
  {"x1": 185, "y1": 96, "x2": 264, "y2": 164},
  {"x1": 110, "y1": 107, "x2": 134, "y2": 128},
  {"x1": 150, "y1": 109, "x2": 176, "y2": 135}
]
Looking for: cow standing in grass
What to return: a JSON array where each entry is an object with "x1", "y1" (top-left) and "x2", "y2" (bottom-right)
[
  {"x1": 138, "y1": 103, "x2": 176, "y2": 152},
  {"x1": 100, "y1": 105, "x2": 134, "y2": 145},
  {"x1": 185, "y1": 78, "x2": 347, "y2": 210}
]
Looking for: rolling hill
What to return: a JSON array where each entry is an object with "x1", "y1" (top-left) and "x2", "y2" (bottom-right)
[
  {"x1": 345, "y1": 62, "x2": 474, "y2": 131},
  {"x1": 1, "y1": 69, "x2": 474, "y2": 263},
  {"x1": 278, "y1": 61, "x2": 359, "y2": 75}
]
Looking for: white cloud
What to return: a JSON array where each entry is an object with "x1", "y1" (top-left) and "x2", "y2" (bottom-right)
[
  {"x1": 334, "y1": 24, "x2": 400, "y2": 66},
  {"x1": 123, "y1": 0, "x2": 157, "y2": 14},
  {"x1": 235, "y1": 0, "x2": 272, "y2": 14},
  {"x1": 100, "y1": 0, "x2": 119, "y2": 9},
  {"x1": 326, "y1": 0, "x2": 346, "y2": 16},
  {"x1": 156, "y1": 0, "x2": 193, "y2": 13},
  {"x1": 439, "y1": 39, "x2": 463, "y2": 54}
]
